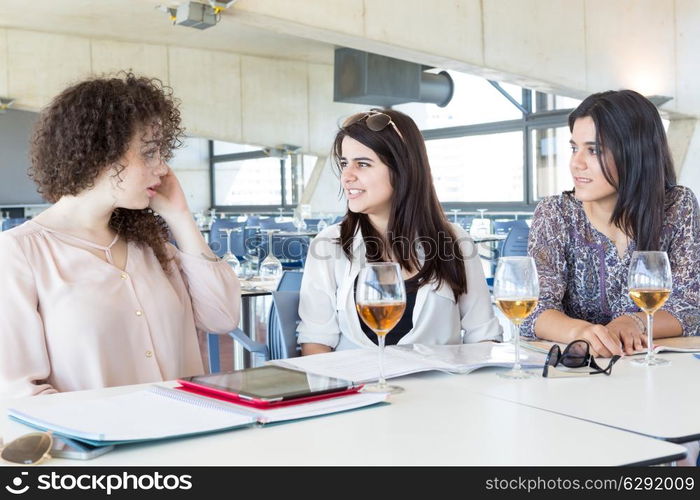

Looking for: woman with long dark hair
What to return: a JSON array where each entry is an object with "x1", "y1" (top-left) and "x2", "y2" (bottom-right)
[
  {"x1": 298, "y1": 109, "x2": 502, "y2": 354},
  {"x1": 522, "y1": 90, "x2": 700, "y2": 356},
  {"x1": 0, "y1": 73, "x2": 240, "y2": 397}
]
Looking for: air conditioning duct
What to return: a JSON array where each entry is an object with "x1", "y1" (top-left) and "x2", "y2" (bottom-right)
[{"x1": 334, "y1": 48, "x2": 454, "y2": 107}]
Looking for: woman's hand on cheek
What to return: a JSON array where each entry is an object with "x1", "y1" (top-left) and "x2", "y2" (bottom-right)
[{"x1": 149, "y1": 166, "x2": 190, "y2": 217}]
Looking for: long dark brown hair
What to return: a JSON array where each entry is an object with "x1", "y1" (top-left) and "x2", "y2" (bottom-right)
[
  {"x1": 29, "y1": 72, "x2": 183, "y2": 272},
  {"x1": 568, "y1": 90, "x2": 676, "y2": 250},
  {"x1": 332, "y1": 108, "x2": 468, "y2": 299}
]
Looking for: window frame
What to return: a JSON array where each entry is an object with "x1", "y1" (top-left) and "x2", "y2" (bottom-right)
[
  {"x1": 424, "y1": 88, "x2": 574, "y2": 212},
  {"x1": 209, "y1": 142, "x2": 298, "y2": 213},
  {"x1": 206, "y1": 88, "x2": 575, "y2": 213}
]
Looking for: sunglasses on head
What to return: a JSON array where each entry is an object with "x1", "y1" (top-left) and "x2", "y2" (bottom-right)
[
  {"x1": 543, "y1": 340, "x2": 621, "y2": 378},
  {"x1": 1, "y1": 432, "x2": 53, "y2": 465},
  {"x1": 342, "y1": 110, "x2": 404, "y2": 141}
]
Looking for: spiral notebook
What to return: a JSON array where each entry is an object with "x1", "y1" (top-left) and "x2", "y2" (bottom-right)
[{"x1": 7, "y1": 385, "x2": 388, "y2": 447}]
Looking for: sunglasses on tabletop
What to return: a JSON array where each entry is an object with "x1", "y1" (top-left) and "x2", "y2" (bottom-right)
[
  {"x1": 542, "y1": 340, "x2": 621, "y2": 378},
  {"x1": 0, "y1": 431, "x2": 53, "y2": 465}
]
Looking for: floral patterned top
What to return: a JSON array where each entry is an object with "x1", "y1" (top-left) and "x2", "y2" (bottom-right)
[{"x1": 521, "y1": 185, "x2": 700, "y2": 338}]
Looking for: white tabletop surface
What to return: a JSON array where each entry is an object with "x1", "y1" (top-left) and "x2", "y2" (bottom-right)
[
  {"x1": 1, "y1": 373, "x2": 686, "y2": 466},
  {"x1": 463, "y1": 352, "x2": 700, "y2": 443}
]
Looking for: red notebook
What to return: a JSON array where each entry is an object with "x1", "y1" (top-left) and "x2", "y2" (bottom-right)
[
  {"x1": 175, "y1": 382, "x2": 363, "y2": 409},
  {"x1": 176, "y1": 365, "x2": 363, "y2": 409}
]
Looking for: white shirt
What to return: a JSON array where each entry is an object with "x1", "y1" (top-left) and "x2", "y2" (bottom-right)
[{"x1": 297, "y1": 224, "x2": 502, "y2": 350}]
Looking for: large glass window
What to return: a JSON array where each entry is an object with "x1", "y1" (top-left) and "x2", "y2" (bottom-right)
[
  {"x1": 530, "y1": 126, "x2": 572, "y2": 199},
  {"x1": 395, "y1": 71, "x2": 523, "y2": 130},
  {"x1": 211, "y1": 141, "x2": 317, "y2": 210},
  {"x1": 214, "y1": 156, "x2": 286, "y2": 206},
  {"x1": 427, "y1": 132, "x2": 524, "y2": 202}
]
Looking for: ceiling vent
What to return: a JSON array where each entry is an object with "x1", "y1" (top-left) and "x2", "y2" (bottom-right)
[{"x1": 334, "y1": 48, "x2": 453, "y2": 108}]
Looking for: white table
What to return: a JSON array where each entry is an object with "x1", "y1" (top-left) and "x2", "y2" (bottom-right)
[
  {"x1": 1, "y1": 373, "x2": 686, "y2": 466},
  {"x1": 463, "y1": 352, "x2": 700, "y2": 443}
]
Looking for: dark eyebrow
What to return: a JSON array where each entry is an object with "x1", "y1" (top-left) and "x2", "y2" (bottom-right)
[
  {"x1": 569, "y1": 139, "x2": 598, "y2": 146},
  {"x1": 339, "y1": 156, "x2": 374, "y2": 162}
]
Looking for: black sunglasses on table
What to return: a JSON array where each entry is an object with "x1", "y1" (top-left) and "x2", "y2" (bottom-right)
[{"x1": 543, "y1": 340, "x2": 621, "y2": 378}]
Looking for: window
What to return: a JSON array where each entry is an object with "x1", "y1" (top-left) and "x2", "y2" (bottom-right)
[
  {"x1": 403, "y1": 81, "x2": 578, "y2": 209},
  {"x1": 210, "y1": 141, "x2": 316, "y2": 210},
  {"x1": 427, "y1": 132, "x2": 524, "y2": 202},
  {"x1": 214, "y1": 156, "x2": 288, "y2": 206},
  {"x1": 530, "y1": 126, "x2": 572, "y2": 199},
  {"x1": 395, "y1": 71, "x2": 523, "y2": 129}
]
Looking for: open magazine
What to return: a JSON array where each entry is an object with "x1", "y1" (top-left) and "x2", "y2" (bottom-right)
[
  {"x1": 271, "y1": 342, "x2": 548, "y2": 384},
  {"x1": 522, "y1": 337, "x2": 700, "y2": 357}
]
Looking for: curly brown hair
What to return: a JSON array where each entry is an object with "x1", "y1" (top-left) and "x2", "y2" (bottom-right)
[{"x1": 29, "y1": 72, "x2": 184, "y2": 272}]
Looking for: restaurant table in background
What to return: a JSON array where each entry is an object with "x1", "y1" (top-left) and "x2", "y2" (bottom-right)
[
  {"x1": 233, "y1": 278, "x2": 277, "y2": 369},
  {"x1": 0, "y1": 374, "x2": 686, "y2": 466}
]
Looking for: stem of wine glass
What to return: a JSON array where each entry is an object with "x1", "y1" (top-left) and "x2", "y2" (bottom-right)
[
  {"x1": 377, "y1": 333, "x2": 387, "y2": 390},
  {"x1": 646, "y1": 312, "x2": 654, "y2": 363},
  {"x1": 511, "y1": 321, "x2": 522, "y2": 371},
  {"x1": 225, "y1": 229, "x2": 232, "y2": 255}
]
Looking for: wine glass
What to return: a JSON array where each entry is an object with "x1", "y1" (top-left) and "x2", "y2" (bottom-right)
[
  {"x1": 450, "y1": 209, "x2": 460, "y2": 223},
  {"x1": 275, "y1": 208, "x2": 285, "y2": 223},
  {"x1": 471, "y1": 209, "x2": 490, "y2": 236},
  {"x1": 493, "y1": 256, "x2": 540, "y2": 379},
  {"x1": 219, "y1": 228, "x2": 241, "y2": 274},
  {"x1": 355, "y1": 262, "x2": 406, "y2": 394},
  {"x1": 293, "y1": 207, "x2": 307, "y2": 233},
  {"x1": 207, "y1": 208, "x2": 217, "y2": 230},
  {"x1": 259, "y1": 230, "x2": 283, "y2": 282},
  {"x1": 628, "y1": 251, "x2": 672, "y2": 367},
  {"x1": 243, "y1": 231, "x2": 263, "y2": 278},
  {"x1": 316, "y1": 214, "x2": 328, "y2": 232}
]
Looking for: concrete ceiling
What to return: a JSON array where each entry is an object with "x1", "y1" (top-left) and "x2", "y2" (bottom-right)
[{"x1": 0, "y1": 0, "x2": 335, "y2": 63}]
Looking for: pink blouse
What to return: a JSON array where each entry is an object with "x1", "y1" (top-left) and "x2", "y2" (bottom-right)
[{"x1": 0, "y1": 221, "x2": 241, "y2": 398}]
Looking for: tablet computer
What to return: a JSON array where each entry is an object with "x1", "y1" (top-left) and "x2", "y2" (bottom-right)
[{"x1": 177, "y1": 366, "x2": 360, "y2": 407}]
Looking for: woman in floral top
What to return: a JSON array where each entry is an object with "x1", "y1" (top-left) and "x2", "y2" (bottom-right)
[{"x1": 522, "y1": 90, "x2": 700, "y2": 357}]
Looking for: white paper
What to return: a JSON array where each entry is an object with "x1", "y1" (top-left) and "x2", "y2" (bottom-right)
[
  {"x1": 8, "y1": 387, "x2": 255, "y2": 442},
  {"x1": 272, "y1": 343, "x2": 548, "y2": 383}
]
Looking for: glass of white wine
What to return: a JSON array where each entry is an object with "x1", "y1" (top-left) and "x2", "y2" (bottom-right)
[
  {"x1": 355, "y1": 262, "x2": 406, "y2": 394},
  {"x1": 628, "y1": 251, "x2": 672, "y2": 367},
  {"x1": 493, "y1": 256, "x2": 539, "y2": 379}
]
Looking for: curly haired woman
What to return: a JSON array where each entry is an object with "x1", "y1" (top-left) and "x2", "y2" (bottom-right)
[{"x1": 0, "y1": 73, "x2": 241, "y2": 397}]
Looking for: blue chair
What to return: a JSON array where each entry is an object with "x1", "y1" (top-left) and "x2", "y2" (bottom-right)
[
  {"x1": 268, "y1": 291, "x2": 302, "y2": 360},
  {"x1": 500, "y1": 221, "x2": 530, "y2": 257},
  {"x1": 268, "y1": 271, "x2": 303, "y2": 360},
  {"x1": 244, "y1": 215, "x2": 261, "y2": 227},
  {"x1": 209, "y1": 219, "x2": 246, "y2": 257},
  {"x1": 259, "y1": 219, "x2": 296, "y2": 231},
  {"x1": 457, "y1": 215, "x2": 474, "y2": 231},
  {"x1": 2, "y1": 217, "x2": 28, "y2": 231},
  {"x1": 487, "y1": 220, "x2": 530, "y2": 289},
  {"x1": 206, "y1": 271, "x2": 303, "y2": 372}
]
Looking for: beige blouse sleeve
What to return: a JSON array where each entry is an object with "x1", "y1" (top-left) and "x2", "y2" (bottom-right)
[
  {"x1": 0, "y1": 234, "x2": 57, "y2": 397},
  {"x1": 170, "y1": 245, "x2": 241, "y2": 334}
]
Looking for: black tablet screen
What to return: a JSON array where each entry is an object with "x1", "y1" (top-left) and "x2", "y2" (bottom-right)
[{"x1": 185, "y1": 366, "x2": 352, "y2": 401}]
